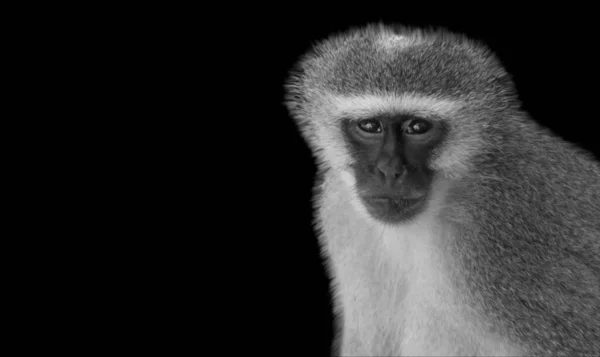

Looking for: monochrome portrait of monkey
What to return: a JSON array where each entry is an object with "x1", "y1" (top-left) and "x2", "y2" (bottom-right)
[{"x1": 283, "y1": 23, "x2": 600, "y2": 356}]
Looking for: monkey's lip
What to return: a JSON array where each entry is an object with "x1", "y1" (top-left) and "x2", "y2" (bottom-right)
[
  {"x1": 366, "y1": 194, "x2": 423, "y2": 202},
  {"x1": 363, "y1": 195, "x2": 423, "y2": 210}
]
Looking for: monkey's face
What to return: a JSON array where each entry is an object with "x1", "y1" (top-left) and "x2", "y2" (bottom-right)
[{"x1": 342, "y1": 114, "x2": 446, "y2": 224}]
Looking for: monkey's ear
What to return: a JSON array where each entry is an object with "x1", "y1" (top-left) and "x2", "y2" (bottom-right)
[
  {"x1": 482, "y1": 52, "x2": 515, "y2": 89},
  {"x1": 492, "y1": 71, "x2": 521, "y2": 108},
  {"x1": 493, "y1": 70, "x2": 514, "y2": 88}
]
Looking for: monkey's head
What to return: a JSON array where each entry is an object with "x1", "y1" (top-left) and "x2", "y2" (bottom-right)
[{"x1": 285, "y1": 24, "x2": 519, "y2": 224}]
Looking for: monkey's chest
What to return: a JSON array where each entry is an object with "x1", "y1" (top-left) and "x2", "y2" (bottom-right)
[{"x1": 333, "y1": 233, "x2": 471, "y2": 355}]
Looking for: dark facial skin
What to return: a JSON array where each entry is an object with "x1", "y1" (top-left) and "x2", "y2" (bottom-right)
[{"x1": 343, "y1": 114, "x2": 446, "y2": 224}]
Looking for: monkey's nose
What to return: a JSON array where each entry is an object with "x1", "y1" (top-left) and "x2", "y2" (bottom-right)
[{"x1": 376, "y1": 162, "x2": 405, "y2": 184}]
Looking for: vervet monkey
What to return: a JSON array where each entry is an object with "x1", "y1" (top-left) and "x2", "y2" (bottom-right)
[{"x1": 284, "y1": 24, "x2": 600, "y2": 356}]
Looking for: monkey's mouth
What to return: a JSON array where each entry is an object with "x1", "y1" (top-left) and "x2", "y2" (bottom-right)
[
  {"x1": 361, "y1": 195, "x2": 425, "y2": 222},
  {"x1": 367, "y1": 196, "x2": 419, "y2": 208}
]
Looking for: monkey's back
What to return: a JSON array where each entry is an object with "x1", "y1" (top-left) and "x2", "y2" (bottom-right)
[{"x1": 448, "y1": 124, "x2": 600, "y2": 355}]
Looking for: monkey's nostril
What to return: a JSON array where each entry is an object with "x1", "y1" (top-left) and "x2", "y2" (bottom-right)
[{"x1": 376, "y1": 166, "x2": 404, "y2": 182}]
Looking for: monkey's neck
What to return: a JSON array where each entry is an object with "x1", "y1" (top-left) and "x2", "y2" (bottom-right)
[{"x1": 320, "y1": 174, "x2": 494, "y2": 355}]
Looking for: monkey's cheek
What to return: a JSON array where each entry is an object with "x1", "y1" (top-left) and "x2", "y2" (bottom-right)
[{"x1": 340, "y1": 169, "x2": 356, "y2": 188}]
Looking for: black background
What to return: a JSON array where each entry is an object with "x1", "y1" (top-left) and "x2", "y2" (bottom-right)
[{"x1": 220, "y1": 11, "x2": 599, "y2": 356}]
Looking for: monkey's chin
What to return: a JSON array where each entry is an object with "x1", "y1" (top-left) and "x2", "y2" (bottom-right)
[{"x1": 361, "y1": 196, "x2": 426, "y2": 224}]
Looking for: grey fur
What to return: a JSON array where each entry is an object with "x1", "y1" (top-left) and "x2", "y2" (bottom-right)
[{"x1": 285, "y1": 24, "x2": 600, "y2": 356}]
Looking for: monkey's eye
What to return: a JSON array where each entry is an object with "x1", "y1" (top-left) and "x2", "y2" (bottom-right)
[
  {"x1": 404, "y1": 118, "x2": 432, "y2": 135},
  {"x1": 357, "y1": 119, "x2": 383, "y2": 134}
]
